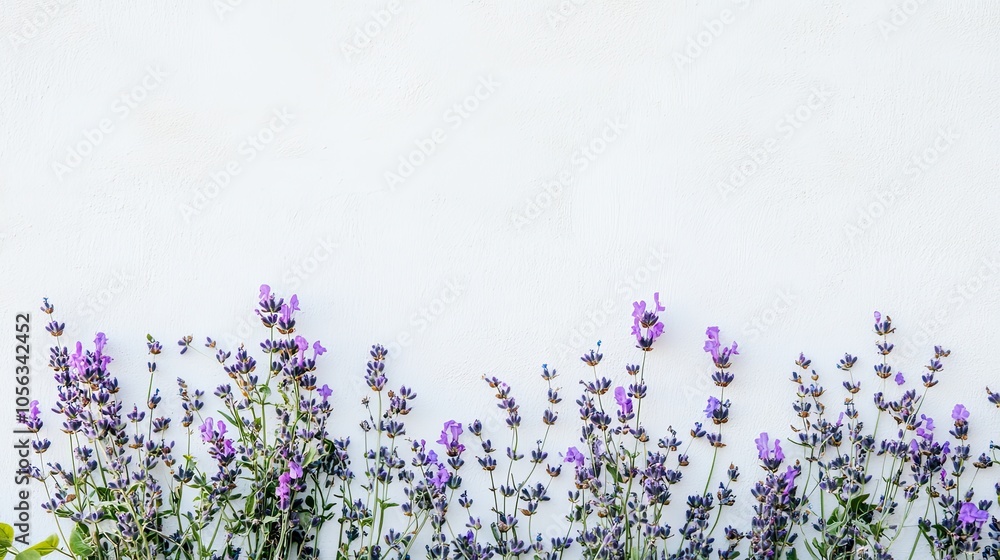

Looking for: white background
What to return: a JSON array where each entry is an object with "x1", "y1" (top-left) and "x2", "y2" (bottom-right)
[{"x1": 2, "y1": 0, "x2": 1000, "y2": 552}]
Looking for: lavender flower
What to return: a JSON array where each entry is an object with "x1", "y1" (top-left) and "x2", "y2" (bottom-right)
[
  {"x1": 614, "y1": 386, "x2": 633, "y2": 415},
  {"x1": 750, "y1": 462, "x2": 804, "y2": 559},
  {"x1": 704, "y1": 326, "x2": 739, "y2": 365},
  {"x1": 437, "y1": 419, "x2": 465, "y2": 456},
  {"x1": 430, "y1": 464, "x2": 450, "y2": 489},
  {"x1": 277, "y1": 471, "x2": 292, "y2": 510},
  {"x1": 953, "y1": 404, "x2": 970, "y2": 422},
  {"x1": 756, "y1": 432, "x2": 784, "y2": 472},
  {"x1": 317, "y1": 384, "x2": 332, "y2": 400},
  {"x1": 705, "y1": 396, "x2": 721, "y2": 418},
  {"x1": 631, "y1": 293, "x2": 665, "y2": 351},
  {"x1": 959, "y1": 502, "x2": 989, "y2": 526},
  {"x1": 18, "y1": 400, "x2": 43, "y2": 432},
  {"x1": 562, "y1": 446, "x2": 585, "y2": 468}
]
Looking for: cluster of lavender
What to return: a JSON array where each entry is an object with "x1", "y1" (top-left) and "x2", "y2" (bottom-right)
[
  {"x1": 769, "y1": 311, "x2": 999, "y2": 560},
  {"x1": 19, "y1": 289, "x2": 461, "y2": 560},
  {"x1": 20, "y1": 299, "x2": 179, "y2": 560},
  {"x1": 20, "y1": 289, "x2": 1000, "y2": 560},
  {"x1": 437, "y1": 370, "x2": 563, "y2": 559},
  {"x1": 455, "y1": 294, "x2": 744, "y2": 560}
]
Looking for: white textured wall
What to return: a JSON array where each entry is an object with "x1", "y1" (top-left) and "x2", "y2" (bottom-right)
[{"x1": 3, "y1": 0, "x2": 1000, "y2": 552}]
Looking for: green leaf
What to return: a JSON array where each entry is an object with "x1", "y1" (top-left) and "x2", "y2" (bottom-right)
[
  {"x1": 14, "y1": 551, "x2": 41, "y2": 560},
  {"x1": 804, "y1": 538, "x2": 821, "y2": 559},
  {"x1": 605, "y1": 464, "x2": 622, "y2": 484},
  {"x1": 0, "y1": 523, "x2": 14, "y2": 548},
  {"x1": 27, "y1": 534, "x2": 59, "y2": 556},
  {"x1": 69, "y1": 524, "x2": 94, "y2": 558},
  {"x1": 217, "y1": 410, "x2": 239, "y2": 427},
  {"x1": 303, "y1": 445, "x2": 318, "y2": 467},
  {"x1": 380, "y1": 502, "x2": 399, "y2": 511}
]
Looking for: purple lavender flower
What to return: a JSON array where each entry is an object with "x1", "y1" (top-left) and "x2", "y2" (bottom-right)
[
  {"x1": 317, "y1": 384, "x2": 332, "y2": 400},
  {"x1": 94, "y1": 332, "x2": 108, "y2": 354},
  {"x1": 632, "y1": 300, "x2": 646, "y2": 322},
  {"x1": 705, "y1": 396, "x2": 721, "y2": 418},
  {"x1": 199, "y1": 417, "x2": 227, "y2": 442},
  {"x1": 916, "y1": 414, "x2": 935, "y2": 441},
  {"x1": 704, "y1": 326, "x2": 738, "y2": 367},
  {"x1": 952, "y1": 404, "x2": 969, "y2": 422},
  {"x1": 958, "y1": 502, "x2": 989, "y2": 526},
  {"x1": 782, "y1": 465, "x2": 798, "y2": 494},
  {"x1": 894, "y1": 372, "x2": 905, "y2": 385},
  {"x1": 279, "y1": 304, "x2": 295, "y2": 332},
  {"x1": 430, "y1": 464, "x2": 450, "y2": 489},
  {"x1": 259, "y1": 284, "x2": 271, "y2": 301},
  {"x1": 294, "y1": 336, "x2": 309, "y2": 365},
  {"x1": 562, "y1": 446, "x2": 585, "y2": 468},
  {"x1": 19, "y1": 400, "x2": 43, "y2": 433},
  {"x1": 755, "y1": 432, "x2": 784, "y2": 471},
  {"x1": 631, "y1": 294, "x2": 666, "y2": 351},
  {"x1": 437, "y1": 420, "x2": 465, "y2": 456},
  {"x1": 277, "y1": 471, "x2": 292, "y2": 510},
  {"x1": 288, "y1": 460, "x2": 303, "y2": 479},
  {"x1": 614, "y1": 386, "x2": 633, "y2": 415},
  {"x1": 704, "y1": 326, "x2": 720, "y2": 347},
  {"x1": 312, "y1": 340, "x2": 327, "y2": 358},
  {"x1": 988, "y1": 387, "x2": 1000, "y2": 407}
]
